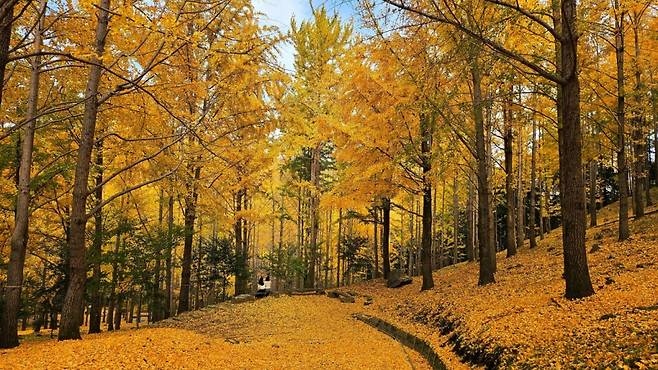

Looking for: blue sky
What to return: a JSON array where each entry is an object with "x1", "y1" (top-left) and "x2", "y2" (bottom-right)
[{"x1": 252, "y1": 0, "x2": 359, "y2": 72}]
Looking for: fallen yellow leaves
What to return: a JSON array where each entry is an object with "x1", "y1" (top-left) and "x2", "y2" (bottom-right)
[
  {"x1": 344, "y1": 199, "x2": 658, "y2": 368},
  {"x1": 0, "y1": 296, "x2": 431, "y2": 369}
]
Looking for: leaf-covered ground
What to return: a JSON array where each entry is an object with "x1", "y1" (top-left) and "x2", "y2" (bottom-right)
[
  {"x1": 0, "y1": 295, "x2": 432, "y2": 369},
  {"x1": 343, "y1": 196, "x2": 658, "y2": 368}
]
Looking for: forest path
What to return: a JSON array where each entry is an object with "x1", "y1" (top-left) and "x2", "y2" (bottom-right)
[{"x1": 0, "y1": 295, "x2": 432, "y2": 369}]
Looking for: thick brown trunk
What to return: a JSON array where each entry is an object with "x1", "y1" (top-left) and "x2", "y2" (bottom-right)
[
  {"x1": 472, "y1": 58, "x2": 494, "y2": 285},
  {"x1": 59, "y1": 0, "x2": 110, "y2": 341},
  {"x1": 420, "y1": 115, "x2": 434, "y2": 291},
  {"x1": 558, "y1": 0, "x2": 594, "y2": 299},
  {"x1": 0, "y1": 1, "x2": 44, "y2": 347},
  {"x1": 382, "y1": 198, "x2": 391, "y2": 279},
  {"x1": 88, "y1": 139, "x2": 104, "y2": 334}
]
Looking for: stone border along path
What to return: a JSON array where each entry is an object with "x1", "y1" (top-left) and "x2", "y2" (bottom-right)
[{"x1": 353, "y1": 313, "x2": 448, "y2": 370}]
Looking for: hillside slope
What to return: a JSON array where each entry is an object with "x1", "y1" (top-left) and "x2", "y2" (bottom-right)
[{"x1": 342, "y1": 195, "x2": 658, "y2": 368}]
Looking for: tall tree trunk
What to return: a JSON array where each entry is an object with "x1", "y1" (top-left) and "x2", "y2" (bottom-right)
[
  {"x1": 234, "y1": 189, "x2": 248, "y2": 294},
  {"x1": 194, "y1": 216, "x2": 203, "y2": 309},
  {"x1": 439, "y1": 179, "x2": 446, "y2": 268},
  {"x1": 165, "y1": 193, "x2": 174, "y2": 318},
  {"x1": 589, "y1": 160, "x2": 597, "y2": 227},
  {"x1": 59, "y1": 0, "x2": 111, "y2": 341},
  {"x1": 151, "y1": 190, "x2": 163, "y2": 322},
  {"x1": 415, "y1": 200, "x2": 421, "y2": 275},
  {"x1": 107, "y1": 227, "x2": 122, "y2": 331},
  {"x1": 113, "y1": 294, "x2": 122, "y2": 330},
  {"x1": 306, "y1": 143, "x2": 322, "y2": 289},
  {"x1": 486, "y1": 99, "x2": 497, "y2": 272},
  {"x1": 614, "y1": 1, "x2": 630, "y2": 241},
  {"x1": 631, "y1": 21, "x2": 645, "y2": 218},
  {"x1": 516, "y1": 124, "x2": 525, "y2": 251},
  {"x1": 88, "y1": 139, "x2": 104, "y2": 334},
  {"x1": 504, "y1": 104, "x2": 516, "y2": 257},
  {"x1": 178, "y1": 164, "x2": 200, "y2": 314},
  {"x1": 651, "y1": 88, "x2": 658, "y2": 191},
  {"x1": 0, "y1": 0, "x2": 44, "y2": 347},
  {"x1": 420, "y1": 115, "x2": 434, "y2": 291},
  {"x1": 529, "y1": 120, "x2": 538, "y2": 248},
  {"x1": 472, "y1": 57, "x2": 494, "y2": 285},
  {"x1": 558, "y1": 0, "x2": 594, "y2": 298},
  {"x1": 382, "y1": 198, "x2": 391, "y2": 279},
  {"x1": 373, "y1": 209, "x2": 379, "y2": 278},
  {"x1": 452, "y1": 175, "x2": 459, "y2": 264},
  {"x1": 324, "y1": 208, "x2": 332, "y2": 287},
  {"x1": 336, "y1": 208, "x2": 342, "y2": 286},
  {"x1": 466, "y1": 175, "x2": 475, "y2": 262}
]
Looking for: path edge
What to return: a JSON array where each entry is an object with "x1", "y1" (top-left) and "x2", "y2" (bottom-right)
[{"x1": 353, "y1": 313, "x2": 448, "y2": 370}]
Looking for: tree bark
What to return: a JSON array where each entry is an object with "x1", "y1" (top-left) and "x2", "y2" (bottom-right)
[
  {"x1": 589, "y1": 160, "x2": 597, "y2": 227},
  {"x1": 0, "y1": 1, "x2": 44, "y2": 346},
  {"x1": 466, "y1": 175, "x2": 475, "y2": 262},
  {"x1": 452, "y1": 175, "x2": 459, "y2": 264},
  {"x1": 58, "y1": 0, "x2": 111, "y2": 341},
  {"x1": 558, "y1": 0, "x2": 594, "y2": 298},
  {"x1": 631, "y1": 22, "x2": 645, "y2": 219},
  {"x1": 614, "y1": 0, "x2": 630, "y2": 241},
  {"x1": 177, "y1": 164, "x2": 200, "y2": 314},
  {"x1": 165, "y1": 193, "x2": 174, "y2": 318},
  {"x1": 234, "y1": 189, "x2": 248, "y2": 294},
  {"x1": 504, "y1": 104, "x2": 516, "y2": 257},
  {"x1": 382, "y1": 198, "x2": 391, "y2": 279},
  {"x1": 529, "y1": 120, "x2": 538, "y2": 248},
  {"x1": 472, "y1": 57, "x2": 495, "y2": 285},
  {"x1": 306, "y1": 143, "x2": 322, "y2": 289},
  {"x1": 107, "y1": 227, "x2": 122, "y2": 331},
  {"x1": 336, "y1": 208, "x2": 342, "y2": 286},
  {"x1": 151, "y1": 190, "x2": 164, "y2": 322},
  {"x1": 88, "y1": 139, "x2": 104, "y2": 334},
  {"x1": 651, "y1": 88, "x2": 658, "y2": 192},
  {"x1": 420, "y1": 114, "x2": 434, "y2": 291},
  {"x1": 516, "y1": 123, "x2": 525, "y2": 251},
  {"x1": 373, "y1": 208, "x2": 379, "y2": 278}
]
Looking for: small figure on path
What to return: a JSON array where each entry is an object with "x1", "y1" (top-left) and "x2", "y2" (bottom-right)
[
  {"x1": 264, "y1": 275, "x2": 271, "y2": 292},
  {"x1": 256, "y1": 275, "x2": 269, "y2": 298}
]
